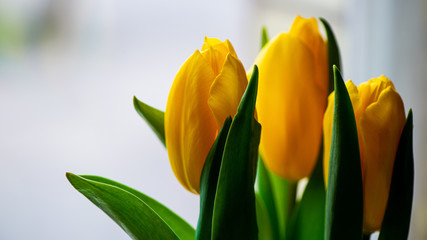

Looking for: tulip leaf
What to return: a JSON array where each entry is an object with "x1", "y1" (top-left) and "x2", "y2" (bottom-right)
[
  {"x1": 255, "y1": 156, "x2": 280, "y2": 240},
  {"x1": 261, "y1": 26, "x2": 269, "y2": 48},
  {"x1": 324, "y1": 66, "x2": 363, "y2": 240},
  {"x1": 196, "y1": 117, "x2": 232, "y2": 240},
  {"x1": 80, "y1": 175, "x2": 195, "y2": 240},
  {"x1": 212, "y1": 66, "x2": 261, "y2": 240},
  {"x1": 379, "y1": 109, "x2": 414, "y2": 240},
  {"x1": 320, "y1": 18, "x2": 341, "y2": 95},
  {"x1": 66, "y1": 173, "x2": 181, "y2": 240},
  {"x1": 133, "y1": 96, "x2": 165, "y2": 146},
  {"x1": 287, "y1": 146, "x2": 326, "y2": 240}
]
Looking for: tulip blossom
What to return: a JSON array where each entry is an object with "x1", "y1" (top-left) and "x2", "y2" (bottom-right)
[
  {"x1": 165, "y1": 37, "x2": 248, "y2": 194},
  {"x1": 254, "y1": 16, "x2": 328, "y2": 180},
  {"x1": 323, "y1": 76, "x2": 406, "y2": 233}
]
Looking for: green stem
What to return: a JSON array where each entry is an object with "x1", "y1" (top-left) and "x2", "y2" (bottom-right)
[
  {"x1": 270, "y1": 174, "x2": 297, "y2": 239},
  {"x1": 363, "y1": 233, "x2": 371, "y2": 240},
  {"x1": 285, "y1": 181, "x2": 298, "y2": 222}
]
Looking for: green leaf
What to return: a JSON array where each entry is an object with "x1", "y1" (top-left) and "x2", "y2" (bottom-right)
[
  {"x1": 324, "y1": 66, "x2": 363, "y2": 240},
  {"x1": 66, "y1": 173, "x2": 181, "y2": 240},
  {"x1": 287, "y1": 144, "x2": 326, "y2": 240},
  {"x1": 212, "y1": 66, "x2": 261, "y2": 240},
  {"x1": 133, "y1": 96, "x2": 165, "y2": 146},
  {"x1": 379, "y1": 109, "x2": 414, "y2": 240},
  {"x1": 255, "y1": 156, "x2": 280, "y2": 240},
  {"x1": 196, "y1": 117, "x2": 232, "y2": 240},
  {"x1": 81, "y1": 175, "x2": 195, "y2": 240},
  {"x1": 261, "y1": 26, "x2": 269, "y2": 48},
  {"x1": 320, "y1": 18, "x2": 341, "y2": 95}
]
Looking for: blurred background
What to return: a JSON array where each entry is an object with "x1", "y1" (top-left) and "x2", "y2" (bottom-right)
[{"x1": 0, "y1": 0, "x2": 425, "y2": 239}]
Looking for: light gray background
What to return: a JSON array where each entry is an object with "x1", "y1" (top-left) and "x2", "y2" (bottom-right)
[{"x1": 0, "y1": 0, "x2": 425, "y2": 239}]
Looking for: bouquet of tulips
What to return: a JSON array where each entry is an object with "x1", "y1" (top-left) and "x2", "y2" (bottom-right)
[{"x1": 66, "y1": 16, "x2": 414, "y2": 240}]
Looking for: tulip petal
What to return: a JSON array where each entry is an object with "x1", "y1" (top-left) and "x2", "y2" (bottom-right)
[
  {"x1": 359, "y1": 87, "x2": 405, "y2": 232},
  {"x1": 201, "y1": 37, "x2": 223, "y2": 50},
  {"x1": 323, "y1": 93, "x2": 334, "y2": 185},
  {"x1": 208, "y1": 54, "x2": 248, "y2": 130},
  {"x1": 290, "y1": 16, "x2": 326, "y2": 88},
  {"x1": 201, "y1": 38, "x2": 237, "y2": 58},
  {"x1": 165, "y1": 50, "x2": 218, "y2": 193},
  {"x1": 290, "y1": 16, "x2": 321, "y2": 50},
  {"x1": 201, "y1": 38, "x2": 236, "y2": 75},
  {"x1": 256, "y1": 33, "x2": 327, "y2": 180},
  {"x1": 357, "y1": 76, "x2": 395, "y2": 116}
]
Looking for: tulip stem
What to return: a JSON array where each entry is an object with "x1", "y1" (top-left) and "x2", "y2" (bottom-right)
[
  {"x1": 283, "y1": 180, "x2": 297, "y2": 239},
  {"x1": 363, "y1": 233, "x2": 371, "y2": 240},
  {"x1": 285, "y1": 181, "x2": 298, "y2": 221},
  {"x1": 269, "y1": 174, "x2": 297, "y2": 239}
]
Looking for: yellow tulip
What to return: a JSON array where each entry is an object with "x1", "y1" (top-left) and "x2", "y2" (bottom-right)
[
  {"x1": 323, "y1": 76, "x2": 406, "y2": 233},
  {"x1": 254, "y1": 16, "x2": 328, "y2": 180},
  {"x1": 165, "y1": 37, "x2": 248, "y2": 194}
]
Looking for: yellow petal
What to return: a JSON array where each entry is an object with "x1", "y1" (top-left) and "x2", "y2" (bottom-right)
[
  {"x1": 289, "y1": 16, "x2": 320, "y2": 47},
  {"x1": 322, "y1": 92, "x2": 335, "y2": 184},
  {"x1": 346, "y1": 80, "x2": 361, "y2": 115},
  {"x1": 289, "y1": 16, "x2": 326, "y2": 90},
  {"x1": 357, "y1": 76, "x2": 395, "y2": 179},
  {"x1": 357, "y1": 75, "x2": 395, "y2": 115},
  {"x1": 346, "y1": 80, "x2": 368, "y2": 178},
  {"x1": 360, "y1": 87, "x2": 405, "y2": 232},
  {"x1": 201, "y1": 37, "x2": 237, "y2": 58},
  {"x1": 201, "y1": 37, "x2": 223, "y2": 50},
  {"x1": 201, "y1": 37, "x2": 237, "y2": 75},
  {"x1": 323, "y1": 75, "x2": 406, "y2": 232},
  {"x1": 165, "y1": 50, "x2": 218, "y2": 193},
  {"x1": 208, "y1": 54, "x2": 248, "y2": 130},
  {"x1": 256, "y1": 33, "x2": 328, "y2": 180}
]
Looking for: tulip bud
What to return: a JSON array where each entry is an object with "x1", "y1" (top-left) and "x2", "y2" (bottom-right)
[
  {"x1": 323, "y1": 76, "x2": 406, "y2": 233},
  {"x1": 165, "y1": 37, "x2": 248, "y2": 193},
  {"x1": 254, "y1": 16, "x2": 328, "y2": 180}
]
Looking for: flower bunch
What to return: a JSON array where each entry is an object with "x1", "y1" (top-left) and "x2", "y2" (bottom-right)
[{"x1": 67, "y1": 15, "x2": 414, "y2": 240}]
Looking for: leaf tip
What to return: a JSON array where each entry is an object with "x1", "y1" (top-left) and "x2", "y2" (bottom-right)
[
  {"x1": 261, "y1": 27, "x2": 269, "y2": 48},
  {"x1": 319, "y1": 17, "x2": 326, "y2": 23},
  {"x1": 133, "y1": 96, "x2": 142, "y2": 109},
  {"x1": 225, "y1": 116, "x2": 232, "y2": 126},
  {"x1": 250, "y1": 65, "x2": 259, "y2": 91},
  {"x1": 65, "y1": 172, "x2": 74, "y2": 179},
  {"x1": 333, "y1": 65, "x2": 340, "y2": 74},
  {"x1": 66, "y1": 172, "x2": 81, "y2": 188},
  {"x1": 252, "y1": 65, "x2": 259, "y2": 78},
  {"x1": 407, "y1": 108, "x2": 413, "y2": 122}
]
